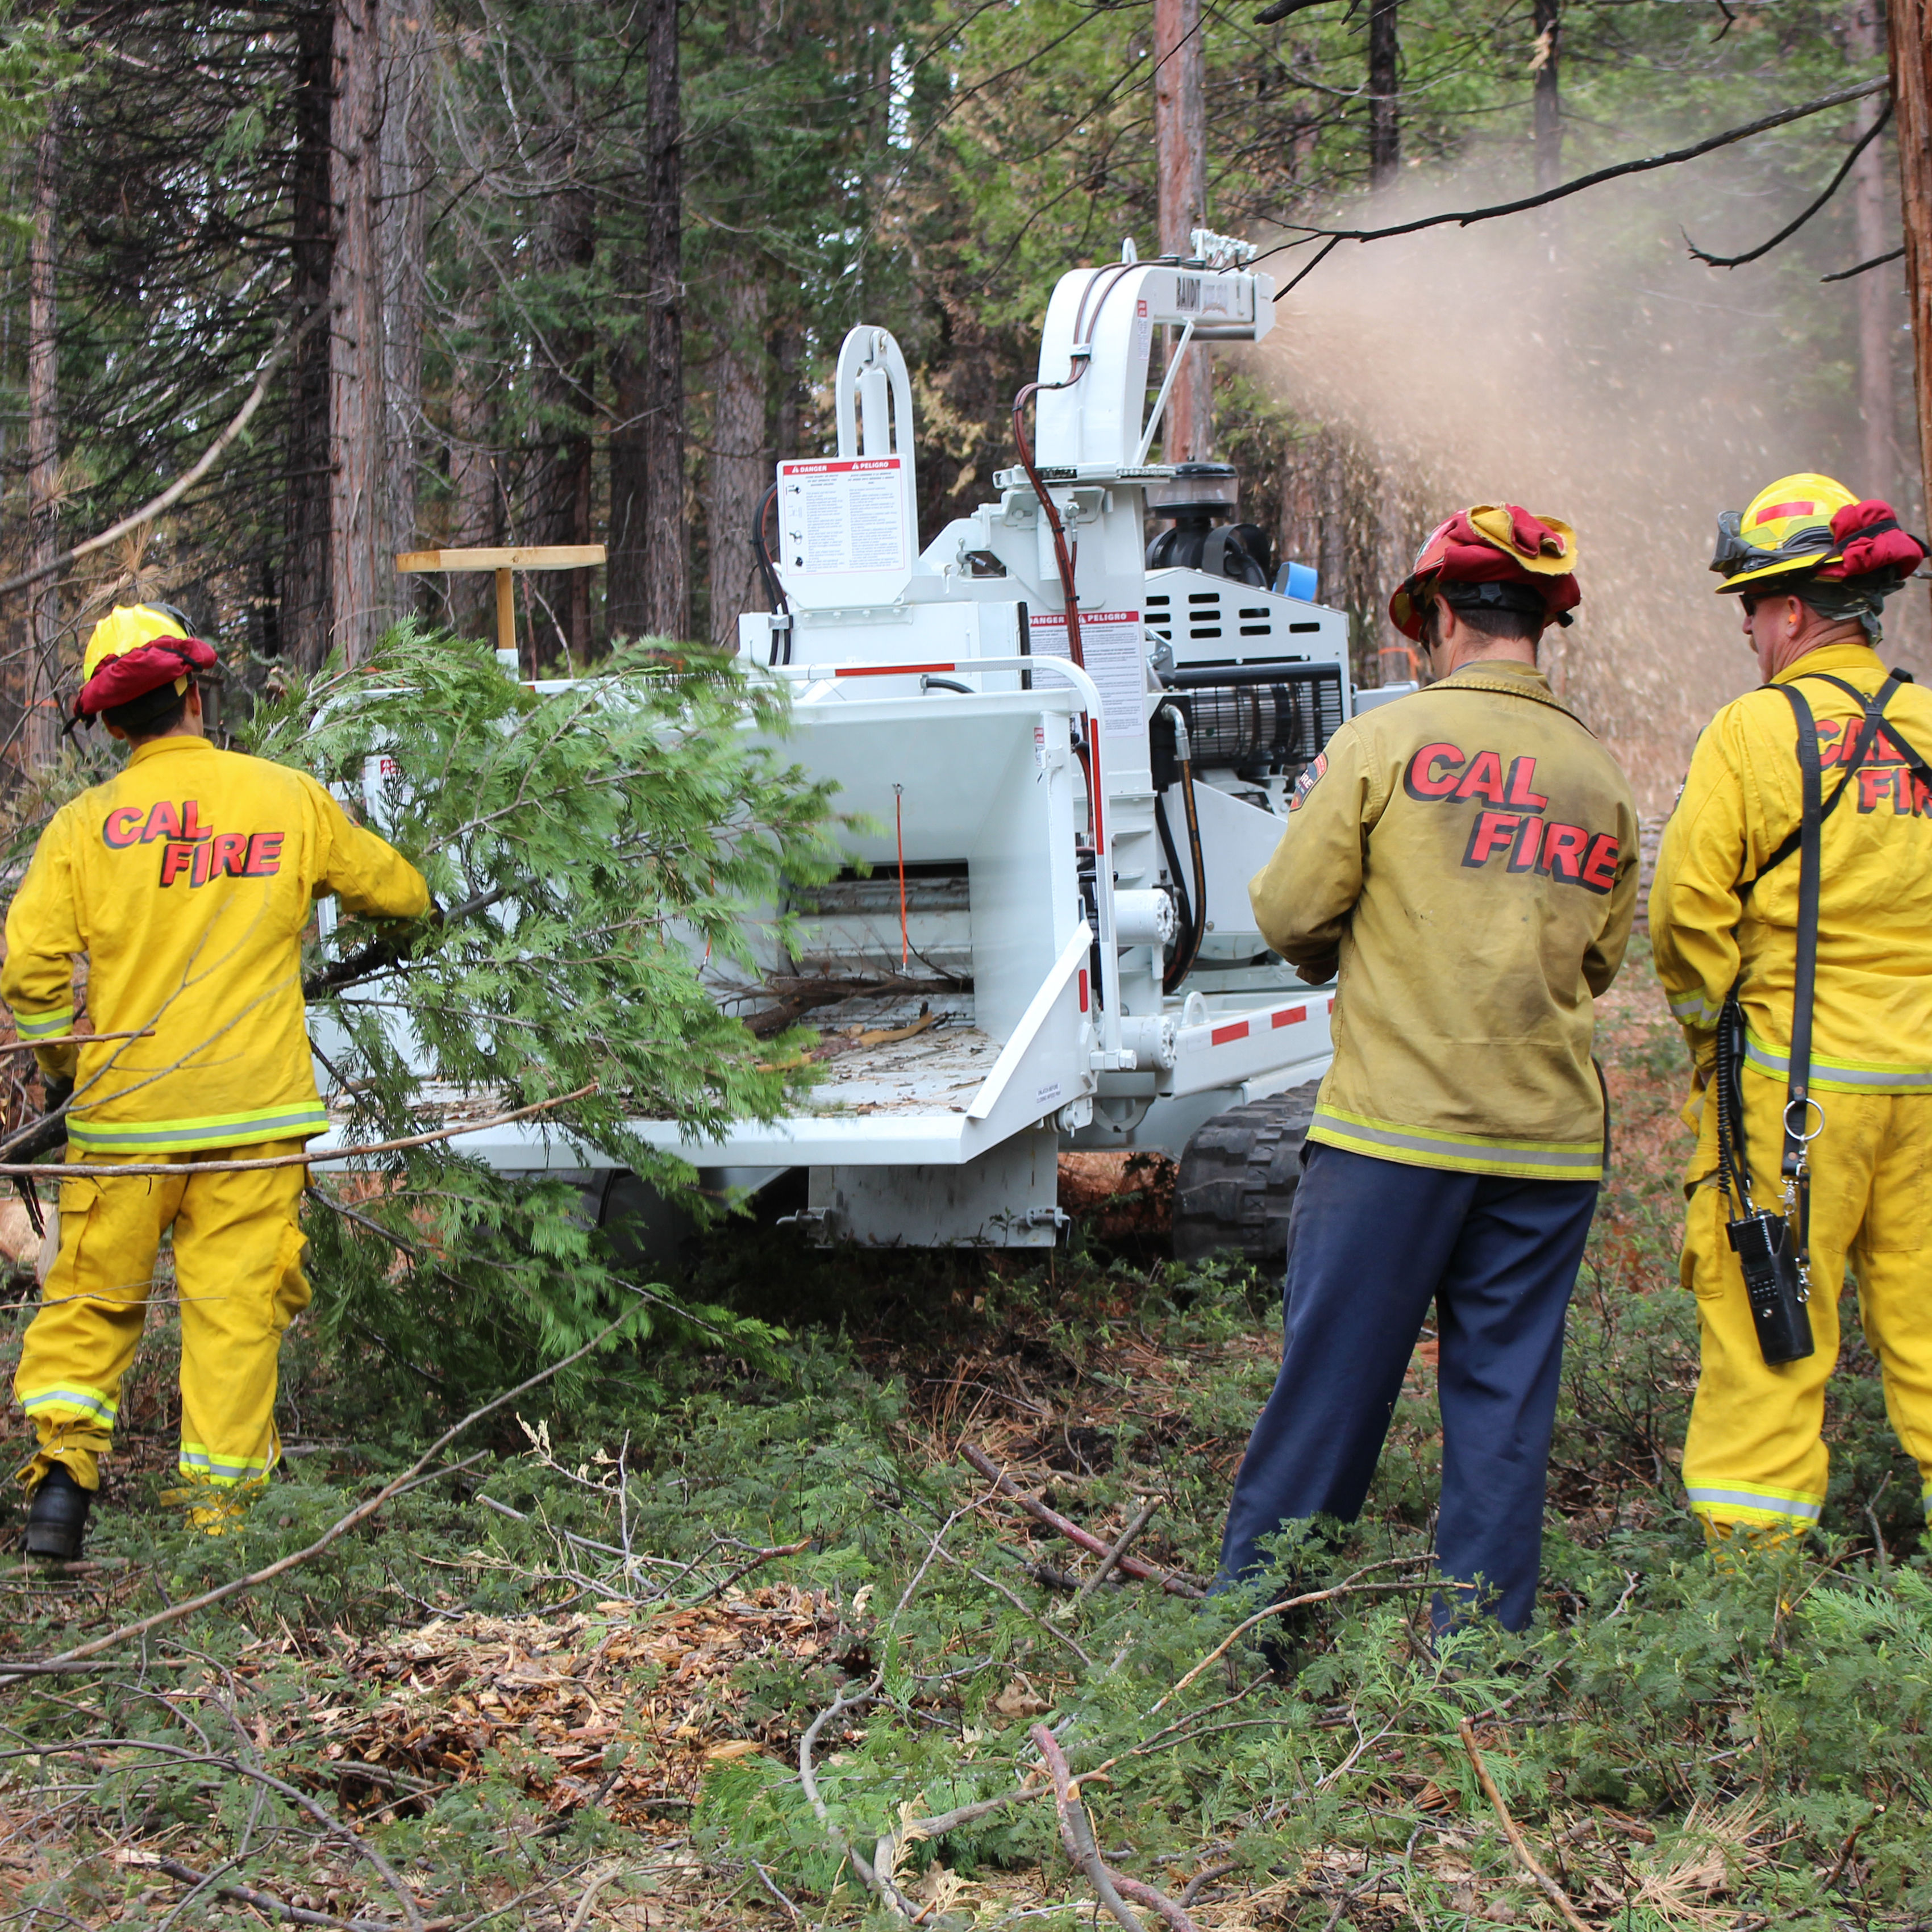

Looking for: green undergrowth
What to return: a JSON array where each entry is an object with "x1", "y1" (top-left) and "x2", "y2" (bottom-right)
[
  {"x1": 1, "y1": 970, "x2": 1929, "y2": 1924},
  {"x1": 1, "y1": 1235, "x2": 1928, "y2": 1926}
]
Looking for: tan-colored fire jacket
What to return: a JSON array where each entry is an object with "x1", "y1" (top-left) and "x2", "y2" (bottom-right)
[{"x1": 1249, "y1": 660, "x2": 1639, "y2": 1179}]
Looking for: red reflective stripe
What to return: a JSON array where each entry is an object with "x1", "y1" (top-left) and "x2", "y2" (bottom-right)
[
  {"x1": 1271, "y1": 1006, "x2": 1307, "y2": 1029},
  {"x1": 1750, "y1": 499, "x2": 1815, "y2": 527},
  {"x1": 835, "y1": 662, "x2": 959, "y2": 678},
  {"x1": 1210, "y1": 1021, "x2": 1249, "y2": 1046},
  {"x1": 1078, "y1": 969, "x2": 1089, "y2": 1012}
]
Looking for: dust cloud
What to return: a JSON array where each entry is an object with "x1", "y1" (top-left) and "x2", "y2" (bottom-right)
[{"x1": 1243, "y1": 165, "x2": 1926, "y2": 818}]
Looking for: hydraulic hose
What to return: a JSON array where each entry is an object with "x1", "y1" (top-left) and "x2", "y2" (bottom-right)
[
  {"x1": 1155, "y1": 792, "x2": 1193, "y2": 993},
  {"x1": 751, "y1": 482, "x2": 790, "y2": 662},
  {"x1": 1156, "y1": 705, "x2": 1209, "y2": 993},
  {"x1": 1011, "y1": 381, "x2": 1087, "y2": 671},
  {"x1": 1172, "y1": 748, "x2": 1209, "y2": 987}
]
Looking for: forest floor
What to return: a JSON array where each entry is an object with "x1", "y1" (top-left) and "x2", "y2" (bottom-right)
[{"x1": 0, "y1": 950, "x2": 1928, "y2": 1930}]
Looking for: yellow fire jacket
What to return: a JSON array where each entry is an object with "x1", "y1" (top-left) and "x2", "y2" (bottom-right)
[
  {"x1": 1250, "y1": 661, "x2": 1639, "y2": 1179},
  {"x1": 1651, "y1": 639, "x2": 1932, "y2": 1104},
  {"x1": 2, "y1": 735, "x2": 428, "y2": 1153}
]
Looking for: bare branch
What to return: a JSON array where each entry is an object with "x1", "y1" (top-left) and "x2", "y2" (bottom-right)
[
  {"x1": 0, "y1": 300, "x2": 338, "y2": 604},
  {"x1": 0, "y1": 1308, "x2": 635, "y2": 1686},
  {"x1": 1261, "y1": 76, "x2": 1891, "y2": 274},
  {"x1": 1685, "y1": 98, "x2": 1893, "y2": 268}
]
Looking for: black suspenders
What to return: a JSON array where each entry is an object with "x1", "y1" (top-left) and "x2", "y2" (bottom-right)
[{"x1": 1714, "y1": 671, "x2": 1931, "y2": 1367}]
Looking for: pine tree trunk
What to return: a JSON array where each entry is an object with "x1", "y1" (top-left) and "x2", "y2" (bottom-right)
[
  {"x1": 607, "y1": 271, "x2": 649, "y2": 640},
  {"x1": 707, "y1": 273, "x2": 771, "y2": 646},
  {"x1": 449, "y1": 319, "x2": 500, "y2": 638},
  {"x1": 381, "y1": 5, "x2": 431, "y2": 614},
  {"x1": 20, "y1": 113, "x2": 61, "y2": 777},
  {"x1": 531, "y1": 152, "x2": 596, "y2": 668},
  {"x1": 1368, "y1": 0, "x2": 1400, "y2": 190},
  {"x1": 1893, "y1": 0, "x2": 1932, "y2": 542},
  {"x1": 643, "y1": 0, "x2": 688, "y2": 639},
  {"x1": 284, "y1": 0, "x2": 337, "y2": 670},
  {"x1": 1531, "y1": 0, "x2": 1561, "y2": 193},
  {"x1": 1845, "y1": 0, "x2": 1897, "y2": 494},
  {"x1": 331, "y1": 0, "x2": 386, "y2": 664},
  {"x1": 1155, "y1": 0, "x2": 1210, "y2": 462}
]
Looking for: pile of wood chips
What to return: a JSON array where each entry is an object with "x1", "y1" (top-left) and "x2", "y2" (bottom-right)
[{"x1": 284, "y1": 1584, "x2": 839, "y2": 1830}]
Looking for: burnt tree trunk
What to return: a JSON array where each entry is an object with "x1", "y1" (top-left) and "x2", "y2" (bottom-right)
[
  {"x1": 283, "y1": 0, "x2": 336, "y2": 669},
  {"x1": 1155, "y1": 0, "x2": 1210, "y2": 461},
  {"x1": 19, "y1": 113, "x2": 61, "y2": 777},
  {"x1": 330, "y1": 0, "x2": 387, "y2": 665},
  {"x1": 706, "y1": 273, "x2": 770, "y2": 646},
  {"x1": 642, "y1": 0, "x2": 688, "y2": 639},
  {"x1": 1367, "y1": 0, "x2": 1400, "y2": 191}
]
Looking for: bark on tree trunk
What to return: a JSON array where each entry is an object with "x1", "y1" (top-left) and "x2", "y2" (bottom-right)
[
  {"x1": 531, "y1": 153, "x2": 595, "y2": 668},
  {"x1": 284, "y1": 0, "x2": 336, "y2": 670},
  {"x1": 1368, "y1": 0, "x2": 1400, "y2": 191},
  {"x1": 331, "y1": 0, "x2": 386, "y2": 664},
  {"x1": 1531, "y1": 0, "x2": 1561, "y2": 194},
  {"x1": 643, "y1": 0, "x2": 688, "y2": 639},
  {"x1": 1155, "y1": 0, "x2": 1210, "y2": 462},
  {"x1": 1892, "y1": 0, "x2": 1932, "y2": 542},
  {"x1": 448, "y1": 319, "x2": 501, "y2": 637},
  {"x1": 20, "y1": 113, "x2": 61, "y2": 777},
  {"x1": 381, "y1": 4, "x2": 431, "y2": 614},
  {"x1": 607, "y1": 268, "x2": 649, "y2": 639},
  {"x1": 706, "y1": 273, "x2": 771, "y2": 646},
  {"x1": 1847, "y1": 0, "x2": 1898, "y2": 494}
]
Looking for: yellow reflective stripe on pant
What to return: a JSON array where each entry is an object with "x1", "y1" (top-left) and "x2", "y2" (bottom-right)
[
  {"x1": 11, "y1": 1006, "x2": 74, "y2": 1040},
  {"x1": 12, "y1": 1143, "x2": 312, "y2": 1500},
  {"x1": 66, "y1": 1103, "x2": 331, "y2": 1154},
  {"x1": 1679, "y1": 1077, "x2": 1932, "y2": 1537},
  {"x1": 1310, "y1": 1105, "x2": 1602, "y2": 1180},
  {"x1": 178, "y1": 1443, "x2": 274, "y2": 1487},
  {"x1": 18, "y1": 1382, "x2": 119, "y2": 1427},
  {"x1": 1742, "y1": 1028, "x2": 1932, "y2": 1093},
  {"x1": 1685, "y1": 1480, "x2": 1823, "y2": 1528}
]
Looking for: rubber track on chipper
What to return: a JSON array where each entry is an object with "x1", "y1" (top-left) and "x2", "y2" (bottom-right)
[{"x1": 1172, "y1": 1081, "x2": 1321, "y2": 1264}]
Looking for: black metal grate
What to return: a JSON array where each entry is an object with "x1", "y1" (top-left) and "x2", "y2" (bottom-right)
[{"x1": 1172, "y1": 667, "x2": 1345, "y2": 775}]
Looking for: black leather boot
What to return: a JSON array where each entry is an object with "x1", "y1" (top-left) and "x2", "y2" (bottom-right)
[{"x1": 23, "y1": 1464, "x2": 92, "y2": 1561}]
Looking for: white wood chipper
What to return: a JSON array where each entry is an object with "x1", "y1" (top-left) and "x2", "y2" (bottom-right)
[{"x1": 321, "y1": 236, "x2": 1412, "y2": 1260}]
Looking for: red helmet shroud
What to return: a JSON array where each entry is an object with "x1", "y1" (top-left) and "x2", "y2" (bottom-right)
[
  {"x1": 1389, "y1": 505, "x2": 1580, "y2": 643},
  {"x1": 73, "y1": 635, "x2": 218, "y2": 722}
]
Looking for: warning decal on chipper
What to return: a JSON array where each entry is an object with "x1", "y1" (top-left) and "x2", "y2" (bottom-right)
[{"x1": 1028, "y1": 611, "x2": 1146, "y2": 740}]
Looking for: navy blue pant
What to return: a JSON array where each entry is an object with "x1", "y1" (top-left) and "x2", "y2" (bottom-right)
[{"x1": 1218, "y1": 1142, "x2": 1598, "y2": 1631}]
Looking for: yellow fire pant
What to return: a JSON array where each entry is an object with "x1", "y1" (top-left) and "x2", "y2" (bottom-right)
[
  {"x1": 1681, "y1": 1073, "x2": 1932, "y2": 1537},
  {"x1": 13, "y1": 1144, "x2": 311, "y2": 1494}
]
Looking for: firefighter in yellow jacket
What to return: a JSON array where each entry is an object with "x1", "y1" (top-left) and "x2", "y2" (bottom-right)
[
  {"x1": 5, "y1": 606, "x2": 428, "y2": 1558},
  {"x1": 1652, "y1": 477, "x2": 1932, "y2": 1544},
  {"x1": 1219, "y1": 507, "x2": 1639, "y2": 1631}
]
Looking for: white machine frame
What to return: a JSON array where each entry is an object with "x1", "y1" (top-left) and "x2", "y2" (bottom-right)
[{"x1": 316, "y1": 240, "x2": 1392, "y2": 1248}]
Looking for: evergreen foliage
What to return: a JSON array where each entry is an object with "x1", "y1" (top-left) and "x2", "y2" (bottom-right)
[{"x1": 245, "y1": 627, "x2": 844, "y2": 1415}]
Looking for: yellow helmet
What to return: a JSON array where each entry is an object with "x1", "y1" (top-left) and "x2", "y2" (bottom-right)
[
  {"x1": 1710, "y1": 473, "x2": 1859, "y2": 593},
  {"x1": 81, "y1": 603, "x2": 191, "y2": 681}
]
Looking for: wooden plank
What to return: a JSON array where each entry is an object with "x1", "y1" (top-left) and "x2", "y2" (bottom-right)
[{"x1": 395, "y1": 545, "x2": 607, "y2": 573}]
